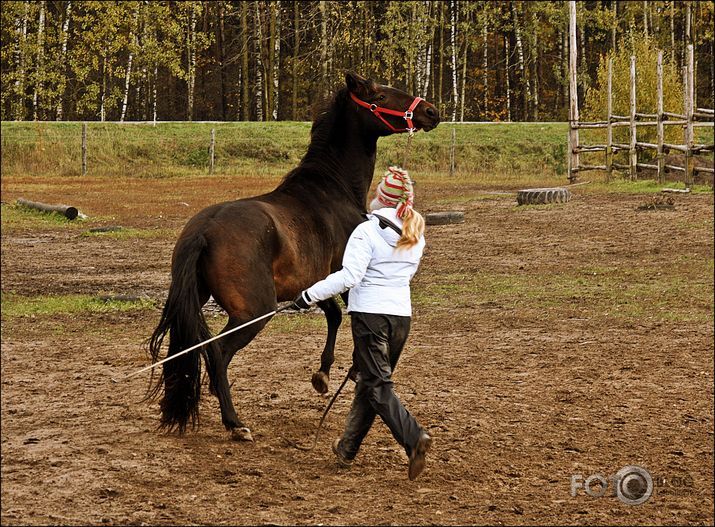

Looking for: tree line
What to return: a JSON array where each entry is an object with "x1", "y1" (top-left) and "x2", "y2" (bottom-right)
[{"x1": 1, "y1": 1, "x2": 713, "y2": 123}]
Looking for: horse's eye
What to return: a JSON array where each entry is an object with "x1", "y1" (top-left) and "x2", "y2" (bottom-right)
[{"x1": 377, "y1": 94, "x2": 386, "y2": 102}]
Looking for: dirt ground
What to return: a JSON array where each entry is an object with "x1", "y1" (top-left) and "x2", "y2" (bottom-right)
[{"x1": 1, "y1": 174, "x2": 713, "y2": 526}]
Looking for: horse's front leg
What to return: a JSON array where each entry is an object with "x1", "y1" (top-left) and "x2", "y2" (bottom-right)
[{"x1": 312, "y1": 297, "x2": 342, "y2": 394}]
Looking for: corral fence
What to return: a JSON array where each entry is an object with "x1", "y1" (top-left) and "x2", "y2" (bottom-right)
[{"x1": 567, "y1": 0, "x2": 714, "y2": 186}]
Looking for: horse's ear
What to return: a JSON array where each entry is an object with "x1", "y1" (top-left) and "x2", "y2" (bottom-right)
[{"x1": 345, "y1": 71, "x2": 376, "y2": 98}]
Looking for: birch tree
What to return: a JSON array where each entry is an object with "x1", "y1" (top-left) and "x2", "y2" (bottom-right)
[
  {"x1": 254, "y1": 1, "x2": 264, "y2": 121},
  {"x1": 187, "y1": 7, "x2": 196, "y2": 120},
  {"x1": 418, "y1": 2, "x2": 434, "y2": 98},
  {"x1": 459, "y1": 13, "x2": 468, "y2": 122},
  {"x1": 319, "y1": 1, "x2": 328, "y2": 99},
  {"x1": 56, "y1": 1, "x2": 72, "y2": 120},
  {"x1": 449, "y1": 0, "x2": 458, "y2": 121},
  {"x1": 32, "y1": 0, "x2": 45, "y2": 120},
  {"x1": 270, "y1": 1, "x2": 280, "y2": 120},
  {"x1": 511, "y1": 1, "x2": 531, "y2": 120},
  {"x1": 241, "y1": 1, "x2": 249, "y2": 120},
  {"x1": 217, "y1": 0, "x2": 227, "y2": 120},
  {"x1": 482, "y1": 17, "x2": 488, "y2": 117},
  {"x1": 120, "y1": 5, "x2": 139, "y2": 121},
  {"x1": 437, "y1": 1, "x2": 444, "y2": 113},
  {"x1": 292, "y1": 0, "x2": 299, "y2": 119},
  {"x1": 505, "y1": 34, "x2": 511, "y2": 121}
]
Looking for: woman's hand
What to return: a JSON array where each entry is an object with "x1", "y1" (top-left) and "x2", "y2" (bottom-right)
[{"x1": 291, "y1": 290, "x2": 313, "y2": 311}]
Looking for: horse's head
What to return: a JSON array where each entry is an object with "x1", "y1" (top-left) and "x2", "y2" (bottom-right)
[{"x1": 345, "y1": 71, "x2": 440, "y2": 136}]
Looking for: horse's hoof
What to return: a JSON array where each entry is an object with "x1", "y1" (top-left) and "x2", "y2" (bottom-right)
[
  {"x1": 231, "y1": 427, "x2": 254, "y2": 442},
  {"x1": 311, "y1": 371, "x2": 329, "y2": 394}
]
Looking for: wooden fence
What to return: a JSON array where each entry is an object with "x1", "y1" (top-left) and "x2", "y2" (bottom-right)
[{"x1": 568, "y1": 44, "x2": 714, "y2": 186}]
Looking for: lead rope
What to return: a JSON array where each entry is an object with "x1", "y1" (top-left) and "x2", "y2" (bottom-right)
[
  {"x1": 401, "y1": 129, "x2": 415, "y2": 170},
  {"x1": 293, "y1": 369, "x2": 353, "y2": 451}
]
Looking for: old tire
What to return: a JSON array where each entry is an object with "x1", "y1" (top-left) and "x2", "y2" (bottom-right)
[
  {"x1": 425, "y1": 211, "x2": 465, "y2": 225},
  {"x1": 516, "y1": 188, "x2": 572, "y2": 206}
]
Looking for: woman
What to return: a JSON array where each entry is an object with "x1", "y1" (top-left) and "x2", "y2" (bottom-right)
[{"x1": 292, "y1": 166, "x2": 432, "y2": 480}]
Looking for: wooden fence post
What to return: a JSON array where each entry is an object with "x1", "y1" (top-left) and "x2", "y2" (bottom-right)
[
  {"x1": 82, "y1": 122, "x2": 87, "y2": 177},
  {"x1": 685, "y1": 44, "x2": 694, "y2": 188},
  {"x1": 656, "y1": 51, "x2": 664, "y2": 183},
  {"x1": 568, "y1": 0, "x2": 579, "y2": 183},
  {"x1": 629, "y1": 55, "x2": 637, "y2": 181},
  {"x1": 209, "y1": 128, "x2": 216, "y2": 175},
  {"x1": 606, "y1": 57, "x2": 613, "y2": 182},
  {"x1": 449, "y1": 127, "x2": 456, "y2": 177}
]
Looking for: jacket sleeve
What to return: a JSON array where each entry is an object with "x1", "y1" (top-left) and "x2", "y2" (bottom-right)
[{"x1": 305, "y1": 224, "x2": 374, "y2": 302}]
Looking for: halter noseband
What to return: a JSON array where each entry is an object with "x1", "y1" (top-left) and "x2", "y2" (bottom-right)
[{"x1": 350, "y1": 91, "x2": 423, "y2": 134}]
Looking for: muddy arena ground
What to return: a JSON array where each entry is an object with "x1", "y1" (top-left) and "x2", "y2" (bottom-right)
[{"x1": 1, "y1": 174, "x2": 713, "y2": 525}]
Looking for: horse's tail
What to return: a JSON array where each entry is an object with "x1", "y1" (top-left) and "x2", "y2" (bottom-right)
[{"x1": 148, "y1": 231, "x2": 215, "y2": 433}]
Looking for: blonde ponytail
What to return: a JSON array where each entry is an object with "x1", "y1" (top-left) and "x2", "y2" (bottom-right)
[{"x1": 396, "y1": 208, "x2": 425, "y2": 250}]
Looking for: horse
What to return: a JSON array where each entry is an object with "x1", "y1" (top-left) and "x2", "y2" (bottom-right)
[{"x1": 148, "y1": 71, "x2": 440, "y2": 441}]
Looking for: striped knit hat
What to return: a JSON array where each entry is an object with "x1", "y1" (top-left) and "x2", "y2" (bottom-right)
[{"x1": 369, "y1": 166, "x2": 414, "y2": 219}]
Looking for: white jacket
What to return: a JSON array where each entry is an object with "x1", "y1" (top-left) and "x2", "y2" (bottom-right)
[{"x1": 306, "y1": 207, "x2": 425, "y2": 317}]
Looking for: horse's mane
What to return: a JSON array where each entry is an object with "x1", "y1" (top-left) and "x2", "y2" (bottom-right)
[
  {"x1": 278, "y1": 85, "x2": 372, "y2": 209},
  {"x1": 306, "y1": 86, "x2": 350, "y2": 154}
]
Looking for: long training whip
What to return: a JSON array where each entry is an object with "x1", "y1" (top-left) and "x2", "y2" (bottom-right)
[
  {"x1": 112, "y1": 305, "x2": 290, "y2": 383},
  {"x1": 293, "y1": 369, "x2": 353, "y2": 451}
]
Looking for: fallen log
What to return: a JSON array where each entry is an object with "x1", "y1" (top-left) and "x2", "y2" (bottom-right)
[
  {"x1": 425, "y1": 211, "x2": 465, "y2": 225},
  {"x1": 16, "y1": 198, "x2": 79, "y2": 220}
]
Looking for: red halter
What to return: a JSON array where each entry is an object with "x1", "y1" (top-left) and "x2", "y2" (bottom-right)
[{"x1": 350, "y1": 92, "x2": 423, "y2": 134}]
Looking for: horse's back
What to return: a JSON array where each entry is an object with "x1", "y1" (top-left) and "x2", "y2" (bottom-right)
[{"x1": 176, "y1": 188, "x2": 358, "y2": 311}]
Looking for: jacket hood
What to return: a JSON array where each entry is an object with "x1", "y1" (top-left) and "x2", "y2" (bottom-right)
[{"x1": 370, "y1": 207, "x2": 403, "y2": 247}]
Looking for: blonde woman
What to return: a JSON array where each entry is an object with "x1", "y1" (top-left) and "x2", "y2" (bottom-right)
[{"x1": 292, "y1": 167, "x2": 431, "y2": 480}]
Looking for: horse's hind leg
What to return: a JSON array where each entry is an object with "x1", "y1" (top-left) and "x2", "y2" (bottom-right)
[
  {"x1": 206, "y1": 316, "x2": 269, "y2": 442},
  {"x1": 312, "y1": 297, "x2": 342, "y2": 394}
]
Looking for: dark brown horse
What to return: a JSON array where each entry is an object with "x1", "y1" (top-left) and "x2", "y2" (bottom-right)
[{"x1": 148, "y1": 72, "x2": 439, "y2": 441}]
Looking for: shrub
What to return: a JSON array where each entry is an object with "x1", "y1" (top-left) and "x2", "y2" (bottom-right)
[{"x1": 583, "y1": 33, "x2": 684, "y2": 161}]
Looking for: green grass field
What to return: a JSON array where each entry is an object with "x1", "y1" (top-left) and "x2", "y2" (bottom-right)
[
  {"x1": 0, "y1": 121, "x2": 568, "y2": 181},
  {"x1": 3, "y1": 120, "x2": 711, "y2": 191}
]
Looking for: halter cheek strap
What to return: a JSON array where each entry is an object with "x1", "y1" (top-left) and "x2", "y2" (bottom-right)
[{"x1": 350, "y1": 92, "x2": 423, "y2": 134}]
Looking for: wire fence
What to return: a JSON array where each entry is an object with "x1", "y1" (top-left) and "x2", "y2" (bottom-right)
[{"x1": 2, "y1": 121, "x2": 580, "y2": 180}]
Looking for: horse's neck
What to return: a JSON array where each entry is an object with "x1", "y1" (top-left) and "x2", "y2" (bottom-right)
[{"x1": 302, "y1": 104, "x2": 378, "y2": 208}]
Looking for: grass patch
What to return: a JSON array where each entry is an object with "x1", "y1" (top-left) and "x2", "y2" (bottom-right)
[
  {"x1": 1, "y1": 121, "x2": 569, "y2": 184},
  {"x1": 413, "y1": 267, "x2": 713, "y2": 324},
  {"x1": 1, "y1": 121, "x2": 311, "y2": 180},
  {"x1": 1, "y1": 293, "x2": 156, "y2": 318},
  {"x1": 586, "y1": 178, "x2": 713, "y2": 194},
  {"x1": 2, "y1": 121, "x2": 709, "y2": 191}
]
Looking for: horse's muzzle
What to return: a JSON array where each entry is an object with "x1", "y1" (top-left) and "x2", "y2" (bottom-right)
[{"x1": 417, "y1": 104, "x2": 440, "y2": 131}]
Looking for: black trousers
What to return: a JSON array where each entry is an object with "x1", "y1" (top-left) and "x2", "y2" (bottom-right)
[{"x1": 340, "y1": 312, "x2": 423, "y2": 459}]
